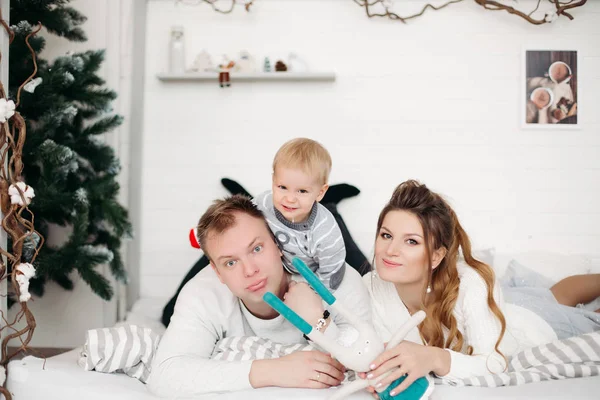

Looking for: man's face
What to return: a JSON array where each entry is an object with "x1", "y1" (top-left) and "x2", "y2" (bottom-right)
[{"x1": 206, "y1": 212, "x2": 285, "y2": 313}]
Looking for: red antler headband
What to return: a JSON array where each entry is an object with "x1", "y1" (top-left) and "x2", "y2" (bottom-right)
[{"x1": 189, "y1": 228, "x2": 201, "y2": 249}]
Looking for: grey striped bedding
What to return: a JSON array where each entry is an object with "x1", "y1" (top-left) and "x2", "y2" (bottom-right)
[
  {"x1": 211, "y1": 336, "x2": 358, "y2": 382},
  {"x1": 440, "y1": 331, "x2": 600, "y2": 387},
  {"x1": 79, "y1": 327, "x2": 599, "y2": 388},
  {"x1": 211, "y1": 336, "x2": 316, "y2": 361},
  {"x1": 79, "y1": 324, "x2": 161, "y2": 383},
  {"x1": 214, "y1": 333, "x2": 600, "y2": 388}
]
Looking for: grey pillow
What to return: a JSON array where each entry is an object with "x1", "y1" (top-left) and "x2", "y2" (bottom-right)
[{"x1": 500, "y1": 259, "x2": 556, "y2": 289}]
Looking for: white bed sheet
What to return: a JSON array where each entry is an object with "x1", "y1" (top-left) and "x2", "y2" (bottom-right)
[
  {"x1": 7, "y1": 297, "x2": 598, "y2": 400},
  {"x1": 120, "y1": 297, "x2": 600, "y2": 399},
  {"x1": 6, "y1": 348, "x2": 155, "y2": 400},
  {"x1": 4, "y1": 347, "x2": 371, "y2": 400},
  {"x1": 6, "y1": 346, "x2": 600, "y2": 400}
]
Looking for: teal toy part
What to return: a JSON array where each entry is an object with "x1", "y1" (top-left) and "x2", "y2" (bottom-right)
[
  {"x1": 291, "y1": 257, "x2": 336, "y2": 305},
  {"x1": 263, "y1": 292, "x2": 312, "y2": 334},
  {"x1": 378, "y1": 376, "x2": 429, "y2": 400}
]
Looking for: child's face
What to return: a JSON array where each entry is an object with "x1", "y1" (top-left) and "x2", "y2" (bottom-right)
[{"x1": 272, "y1": 166, "x2": 328, "y2": 223}]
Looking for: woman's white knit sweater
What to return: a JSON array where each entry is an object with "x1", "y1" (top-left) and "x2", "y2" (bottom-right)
[{"x1": 363, "y1": 263, "x2": 556, "y2": 382}]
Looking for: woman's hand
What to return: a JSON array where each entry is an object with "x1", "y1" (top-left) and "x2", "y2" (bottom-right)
[
  {"x1": 364, "y1": 383, "x2": 380, "y2": 399},
  {"x1": 283, "y1": 281, "x2": 324, "y2": 326},
  {"x1": 365, "y1": 341, "x2": 449, "y2": 396}
]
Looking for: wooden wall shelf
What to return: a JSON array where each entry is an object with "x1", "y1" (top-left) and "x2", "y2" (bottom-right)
[{"x1": 157, "y1": 72, "x2": 336, "y2": 82}]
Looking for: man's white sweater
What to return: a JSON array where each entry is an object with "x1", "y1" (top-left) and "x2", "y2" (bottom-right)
[{"x1": 147, "y1": 264, "x2": 371, "y2": 397}]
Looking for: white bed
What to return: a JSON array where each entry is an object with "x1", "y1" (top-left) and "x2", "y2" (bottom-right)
[
  {"x1": 6, "y1": 251, "x2": 600, "y2": 399},
  {"x1": 6, "y1": 343, "x2": 600, "y2": 400}
]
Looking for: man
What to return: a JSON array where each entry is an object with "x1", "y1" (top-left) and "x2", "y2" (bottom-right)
[{"x1": 147, "y1": 195, "x2": 372, "y2": 397}]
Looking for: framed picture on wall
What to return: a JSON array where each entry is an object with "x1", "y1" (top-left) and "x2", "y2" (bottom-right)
[{"x1": 522, "y1": 49, "x2": 579, "y2": 129}]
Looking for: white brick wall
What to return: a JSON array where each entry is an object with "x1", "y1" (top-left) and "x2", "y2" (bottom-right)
[{"x1": 139, "y1": 0, "x2": 600, "y2": 299}]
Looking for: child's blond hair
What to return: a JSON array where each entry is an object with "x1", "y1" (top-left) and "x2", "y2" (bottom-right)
[{"x1": 272, "y1": 138, "x2": 332, "y2": 185}]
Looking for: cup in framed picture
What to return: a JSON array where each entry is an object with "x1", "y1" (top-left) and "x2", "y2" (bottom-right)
[
  {"x1": 530, "y1": 87, "x2": 554, "y2": 110},
  {"x1": 548, "y1": 61, "x2": 572, "y2": 84}
]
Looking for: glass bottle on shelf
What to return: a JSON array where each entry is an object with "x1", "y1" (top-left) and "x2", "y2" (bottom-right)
[{"x1": 169, "y1": 26, "x2": 186, "y2": 74}]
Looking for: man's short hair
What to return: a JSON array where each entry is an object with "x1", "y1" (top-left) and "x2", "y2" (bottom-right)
[{"x1": 195, "y1": 194, "x2": 269, "y2": 261}]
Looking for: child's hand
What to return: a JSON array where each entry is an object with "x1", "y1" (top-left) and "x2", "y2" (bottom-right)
[{"x1": 283, "y1": 281, "x2": 324, "y2": 326}]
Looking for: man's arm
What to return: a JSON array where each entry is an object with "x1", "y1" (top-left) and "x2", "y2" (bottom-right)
[
  {"x1": 148, "y1": 270, "x2": 347, "y2": 397},
  {"x1": 250, "y1": 351, "x2": 345, "y2": 389},
  {"x1": 146, "y1": 278, "x2": 253, "y2": 397}
]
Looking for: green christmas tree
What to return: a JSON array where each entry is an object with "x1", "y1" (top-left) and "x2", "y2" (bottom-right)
[{"x1": 8, "y1": 0, "x2": 131, "y2": 303}]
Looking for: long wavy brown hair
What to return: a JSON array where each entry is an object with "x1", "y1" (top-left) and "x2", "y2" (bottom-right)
[{"x1": 375, "y1": 180, "x2": 506, "y2": 359}]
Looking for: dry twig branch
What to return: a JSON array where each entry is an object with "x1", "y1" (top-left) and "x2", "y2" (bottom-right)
[{"x1": 0, "y1": 7, "x2": 45, "y2": 400}]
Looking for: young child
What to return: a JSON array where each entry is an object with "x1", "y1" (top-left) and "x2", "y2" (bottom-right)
[{"x1": 254, "y1": 138, "x2": 346, "y2": 290}]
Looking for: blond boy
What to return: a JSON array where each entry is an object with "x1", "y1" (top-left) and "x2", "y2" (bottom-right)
[{"x1": 254, "y1": 138, "x2": 346, "y2": 290}]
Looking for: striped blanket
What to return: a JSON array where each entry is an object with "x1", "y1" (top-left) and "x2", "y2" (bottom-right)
[
  {"x1": 212, "y1": 335, "x2": 316, "y2": 361},
  {"x1": 79, "y1": 324, "x2": 161, "y2": 383},
  {"x1": 212, "y1": 336, "x2": 358, "y2": 382},
  {"x1": 214, "y1": 333, "x2": 600, "y2": 388},
  {"x1": 79, "y1": 327, "x2": 599, "y2": 388},
  {"x1": 440, "y1": 331, "x2": 600, "y2": 387}
]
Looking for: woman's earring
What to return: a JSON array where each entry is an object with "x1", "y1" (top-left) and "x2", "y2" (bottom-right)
[{"x1": 426, "y1": 284, "x2": 432, "y2": 294}]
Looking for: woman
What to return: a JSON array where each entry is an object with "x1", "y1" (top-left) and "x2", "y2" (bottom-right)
[{"x1": 361, "y1": 180, "x2": 600, "y2": 397}]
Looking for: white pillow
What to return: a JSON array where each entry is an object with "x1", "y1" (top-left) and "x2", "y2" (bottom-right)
[
  {"x1": 459, "y1": 247, "x2": 496, "y2": 268},
  {"x1": 493, "y1": 251, "x2": 591, "y2": 284}
]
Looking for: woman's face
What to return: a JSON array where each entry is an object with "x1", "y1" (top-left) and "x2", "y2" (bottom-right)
[{"x1": 374, "y1": 210, "x2": 431, "y2": 285}]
